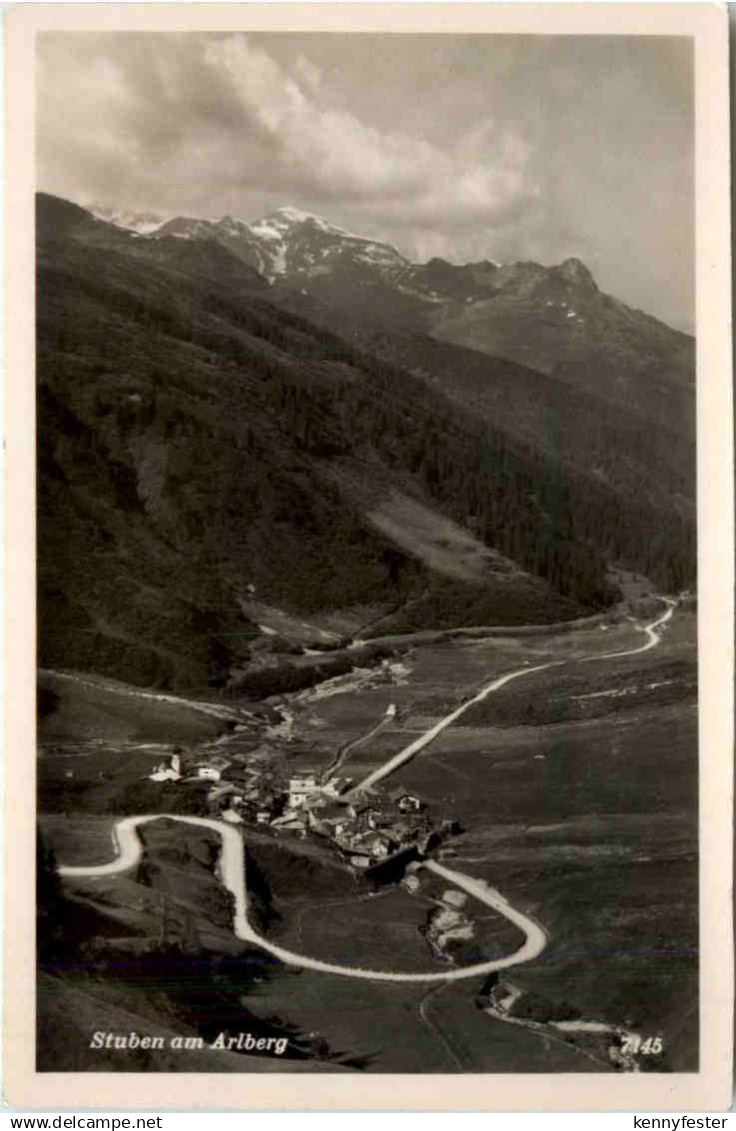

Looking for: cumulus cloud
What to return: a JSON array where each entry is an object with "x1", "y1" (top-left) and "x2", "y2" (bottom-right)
[
  {"x1": 35, "y1": 32, "x2": 693, "y2": 329},
  {"x1": 37, "y1": 33, "x2": 535, "y2": 235},
  {"x1": 294, "y1": 53, "x2": 322, "y2": 95}
]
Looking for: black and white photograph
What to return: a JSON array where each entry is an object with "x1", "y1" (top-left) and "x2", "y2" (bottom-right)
[{"x1": 4, "y1": 1, "x2": 732, "y2": 1111}]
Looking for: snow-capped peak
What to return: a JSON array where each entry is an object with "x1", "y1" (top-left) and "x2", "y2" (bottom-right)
[
  {"x1": 237, "y1": 205, "x2": 408, "y2": 279},
  {"x1": 254, "y1": 207, "x2": 369, "y2": 242},
  {"x1": 271, "y1": 206, "x2": 325, "y2": 225},
  {"x1": 248, "y1": 217, "x2": 287, "y2": 243},
  {"x1": 90, "y1": 204, "x2": 168, "y2": 235}
]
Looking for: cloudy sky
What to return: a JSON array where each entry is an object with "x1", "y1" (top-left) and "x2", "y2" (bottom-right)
[{"x1": 38, "y1": 32, "x2": 694, "y2": 331}]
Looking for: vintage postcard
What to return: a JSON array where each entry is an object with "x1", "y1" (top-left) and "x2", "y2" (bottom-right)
[{"x1": 4, "y1": 1, "x2": 733, "y2": 1111}]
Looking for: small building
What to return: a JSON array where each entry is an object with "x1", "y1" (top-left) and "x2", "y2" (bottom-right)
[
  {"x1": 387, "y1": 786, "x2": 423, "y2": 813},
  {"x1": 208, "y1": 783, "x2": 237, "y2": 802},
  {"x1": 309, "y1": 799, "x2": 356, "y2": 839},
  {"x1": 196, "y1": 765, "x2": 222, "y2": 782},
  {"x1": 322, "y1": 800, "x2": 354, "y2": 820},
  {"x1": 325, "y1": 817, "x2": 353, "y2": 838},
  {"x1": 307, "y1": 812, "x2": 331, "y2": 837},
  {"x1": 222, "y1": 765, "x2": 260, "y2": 787},
  {"x1": 205, "y1": 755, "x2": 231, "y2": 770},
  {"x1": 369, "y1": 840, "x2": 391, "y2": 859},
  {"x1": 288, "y1": 774, "x2": 318, "y2": 809},
  {"x1": 365, "y1": 808, "x2": 383, "y2": 830},
  {"x1": 349, "y1": 832, "x2": 392, "y2": 860},
  {"x1": 351, "y1": 781, "x2": 384, "y2": 802},
  {"x1": 302, "y1": 792, "x2": 329, "y2": 813},
  {"x1": 386, "y1": 821, "x2": 416, "y2": 846},
  {"x1": 271, "y1": 811, "x2": 307, "y2": 832},
  {"x1": 195, "y1": 755, "x2": 231, "y2": 783},
  {"x1": 149, "y1": 751, "x2": 182, "y2": 783},
  {"x1": 442, "y1": 889, "x2": 468, "y2": 910},
  {"x1": 322, "y1": 776, "x2": 354, "y2": 797},
  {"x1": 366, "y1": 843, "x2": 421, "y2": 885}
]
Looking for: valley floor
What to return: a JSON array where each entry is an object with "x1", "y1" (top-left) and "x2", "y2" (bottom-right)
[{"x1": 38, "y1": 600, "x2": 698, "y2": 1073}]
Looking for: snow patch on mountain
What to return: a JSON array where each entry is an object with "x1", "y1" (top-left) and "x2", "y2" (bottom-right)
[
  {"x1": 270, "y1": 243, "x2": 287, "y2": 277},
  {"x1": 90, "y1": 204, "x2": 168, "y2": 235},
  {"x1": 249, "y1": 219, "x2": 286, "y2": 242},
  {"x1": 266, "y1": 207, "x2": 367, "y2": 240},
  {"x1": 272, "y1": 206, "x2": 327, "y2": 226}
]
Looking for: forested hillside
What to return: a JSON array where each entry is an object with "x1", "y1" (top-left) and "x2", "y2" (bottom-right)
[
  {"x1": 338, "y1": 329, "x2": 695, "y2": 519},
  {"x1": 36, "y1": 195, "x2": 695, "y2": 692}
]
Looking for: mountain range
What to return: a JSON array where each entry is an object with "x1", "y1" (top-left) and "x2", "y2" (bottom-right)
[
  {"x1": 93, "y1": 201, "x2": 695, "y2": 431},
  {"x1": 36, "y1": 192, "x2": 696, "y2": 692}
]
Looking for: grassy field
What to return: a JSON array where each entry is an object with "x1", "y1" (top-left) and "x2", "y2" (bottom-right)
[
  {"x1": 276, "y1": 887, "x2": 445, "y2": 973},
  {"x1": 38, "y1": 606, "x2": 698, "y2": 1072},
  {"x1": 38, "y1": 670, "x2": 228, "y2": 744},
  {"x1": 40, "y1": 813, "x2": 118, "y2": 867},
  {"x1": 256, "y1": 606, "x2": 698, "y2": 1071},
  {"x1": 242, "y1": 968, "x2": 602, "y2": 1073}
]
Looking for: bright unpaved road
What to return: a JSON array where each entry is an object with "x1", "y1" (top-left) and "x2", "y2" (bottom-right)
[
  {"x1": 58, "y1": 813, "x2": 547, "y2": 983},
  {"x1": 580, "y1": 598, "x2": 675, "y2": 662},
  {"x1": 343, "y1": 660, "x2": 562, "y2": 797},
  {"x1": 344, "y1": 598, "x2": 676, "y2": 797},
  {"x1": 57, "y1": 599, "x2": 676, "y2": 984}
]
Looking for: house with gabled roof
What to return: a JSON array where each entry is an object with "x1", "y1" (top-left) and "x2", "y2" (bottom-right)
[
  {"x1": 193, "y1": 754, "x2": 231, "y2": 783},
  {"x1": 288, "y1": 774, "x2": 319, "y2": 809},
  {"x1": 347, "y1": 831, "x2": 394, "y2": 860},
  {"x1": 271, "y1": 810, "x2": 307, "y2": 832},
  {"x1": 387, "y1": 785, "x2": 423, "y2": 812},
  {"x1": 322, "y1": 776, "x2": 354, "y2": 797},
  {"x1": 149, "y1": 752, "x2": 182, "y2": 783}
]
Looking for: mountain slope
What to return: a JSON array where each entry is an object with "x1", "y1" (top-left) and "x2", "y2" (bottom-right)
[
  {"x1": 143, "y1": 202, "x2": 695, "y2": 434},
  {"x1": 37, "y1": 194, "x2": 695, "y2": 693},
  {"x1": 41, "y1": 194, "x2": 626, "y2": 692},
  {"x1": 427, "y1": 258, "x2": 695, "y2": 430},
  {"x1": 154, "y1": 206, "x2": 409, "y2": 285},
  {"x1": 272, "y1": 244, "x2": 695, "y2": 434},
  {"x1": 344, "y1": 328, "x2": 695, "y2": 520}
]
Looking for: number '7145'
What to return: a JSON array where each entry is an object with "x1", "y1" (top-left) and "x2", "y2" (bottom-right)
[{"x1": 621, "y1": 1035, "x2": 663, "y2": 1055}]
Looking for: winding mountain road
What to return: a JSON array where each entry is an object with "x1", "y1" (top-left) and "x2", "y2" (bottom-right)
[
  {"x1": 580, "y1": 598, "x2": 675, "y2": 662},
  {"x1": 57, "y1": 599, "x2": 675, "y2": 984},
  {"x1": 346, "y1": 598, "x2": 676, "y2": 798},
  {"x1": 59, "y1": 813, "x2": 546, "y2": 983}
]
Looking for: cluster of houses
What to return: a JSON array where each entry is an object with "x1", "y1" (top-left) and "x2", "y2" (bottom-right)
[
  {"x1": 149, "y1": 746, "x2": 284, "y2": 824},
  {"x1": 271, "y1": 773, "x2": 430, "y2": 868},
  {"x1": 148, "y1": 748, "x2": 435, "y2": 868}
]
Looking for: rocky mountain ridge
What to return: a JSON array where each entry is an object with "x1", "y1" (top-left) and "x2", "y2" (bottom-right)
[
  {"x1": 133, "y1": 201, "x2": 694, "y2": 430},
  {"x1": 93, "y1": 201, "x2": 601, "y2": 307}
]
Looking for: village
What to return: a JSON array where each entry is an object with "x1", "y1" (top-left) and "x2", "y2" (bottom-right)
[{"x1": 148, "y1": 744, "x2": 459, "y2": 882}]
